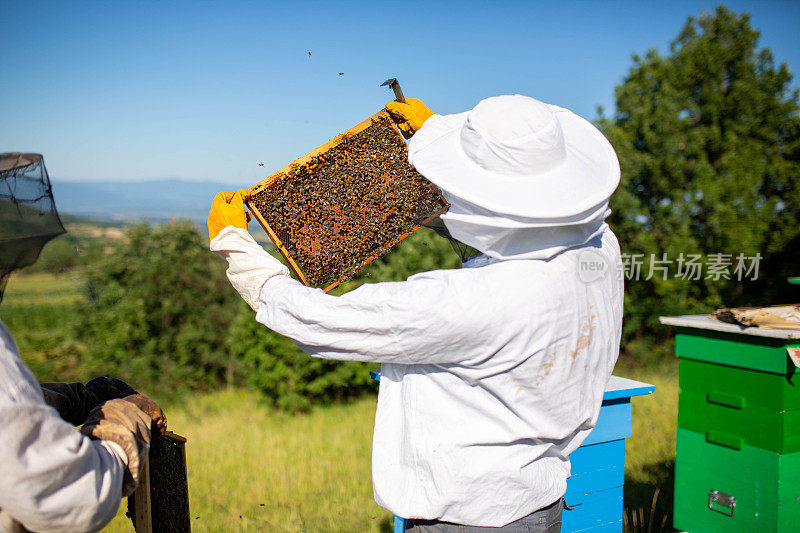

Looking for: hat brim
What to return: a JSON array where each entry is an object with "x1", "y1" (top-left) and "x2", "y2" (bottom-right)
[{"x1": 408, "y1": 106, "x2": 620, "y2": 218}]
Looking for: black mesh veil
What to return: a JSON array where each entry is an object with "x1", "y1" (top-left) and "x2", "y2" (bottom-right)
[
  {"x1": 421, "y1": 217, "x2": 482, "y2": 263},
  {"x1": 0, "y1": 153, "x2": 66, "y2": 301},
  {"x1": 412, "y1": 183, "x2": 481, "y2": 263}
]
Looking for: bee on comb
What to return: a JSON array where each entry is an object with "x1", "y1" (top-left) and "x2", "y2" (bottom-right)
[{"x1": 245, "y1": 111, "x2": 448, "y2": 291}]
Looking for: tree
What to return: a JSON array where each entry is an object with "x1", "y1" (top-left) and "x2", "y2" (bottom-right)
[
  {"x1": 75, "y1": 221, "x2": 242, "y2": 395},
  {"x1": 33, "y1": 236, "x2": 81, "y2": 274},
  {"x1": 598, "y1": 6, "x2": 800, "y2": 351}
]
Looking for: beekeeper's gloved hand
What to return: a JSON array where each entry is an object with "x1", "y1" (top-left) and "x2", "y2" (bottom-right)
[
  {"x1": 80, "y1": 397, "x2": 157, "y2": 497},
  {"x1": 385, "y1": 98, "x2": 435, "y2": 139},
  {"x1": 87, "y1": 376, "x2": 138, "y2": 400},
  {"x1": 40, "y1": 376, "x2": 138, "y2": 426},
  {"x1": 209, "y1": 189, "x2": 290, "y2": 312},
  {"x1": 123, "y1": 393, "x2": 167, "y2": 436},
  {"x1": 208, "y1": 189, "x2": 250, "y2": 242}
]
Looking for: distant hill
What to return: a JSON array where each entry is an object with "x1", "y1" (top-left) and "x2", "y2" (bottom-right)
[
  {"x1": 59, "y1": 213, "x2": 127, "y2": 228},
  {"x1": 51, "y1": 179, "x2": 233, "y2": 224}
]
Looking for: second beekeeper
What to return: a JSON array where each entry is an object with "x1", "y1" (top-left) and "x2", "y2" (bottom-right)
[
  {"x1": 208, "y1": 94, "x2": 623, "y2": 532},
  {"x1": 0, "y1": 152, "x2": 166, "y2": 533}
]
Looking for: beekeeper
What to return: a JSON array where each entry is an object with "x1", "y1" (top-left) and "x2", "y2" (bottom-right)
[
  {"x1": 0, "y1": 152, "x2": 164, "y2": 533},
  {"x1": 208, "y1": 95, "x2": 622, "y2": 531}
]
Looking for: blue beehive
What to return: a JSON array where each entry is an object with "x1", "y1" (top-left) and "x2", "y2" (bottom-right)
[
  {"x1": 562, "y1": 376, "x2": 655, "y2": 532},
  {"x1": 379, "y1": 374, "x2": 654, "y2": 532}
]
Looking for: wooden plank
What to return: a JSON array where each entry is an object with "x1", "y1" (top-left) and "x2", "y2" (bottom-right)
[
  {"x1": 678, "y1": 389, "x2": 800, "y2": 453},
  {"x1": 603, "y1": 375, "x2": 655, "y2": 400},
  {"x1": 165, "y1": 430, "x2": 186, "y2": 443},
  {"x1": 567, "y1": 439, "x2": 626, "y2": 505},
  {"x1": 581, "y1": 400, "x2": 632, "y2": 446},
  {"x1": 672, "y1": 427, "x2": 800, "y2": 532},
  {"x1": 679, "y1": 358, "x2": 800, "y2": 411},
  {"x1": 248, "y1": 111, "x2": 391, "y2": 196},
  {"x1": 674, "y1": 328, "x2": 798, "y2": 374},
  {"x1": 132, "y1": 454, "x2": 153, "y2": 532},
  {"x1": 562, "y1": 486, "x2": 624, "y2": 532}
]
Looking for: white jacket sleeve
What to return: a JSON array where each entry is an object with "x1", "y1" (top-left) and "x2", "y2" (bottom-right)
[
  {"x1": 213, "y1": 226, "x2": 546, "y2": 366},
  {"x1": 256, "y1": 269, "x2": 515, "y2": 366},
  {"x1": 210, "y1": 226, "x2": 290, "y2": 311},
  {"x1": 0, "y1": 321, "x2": 126, "y2": 533}
]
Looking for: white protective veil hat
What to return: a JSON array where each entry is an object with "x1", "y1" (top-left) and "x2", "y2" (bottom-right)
[{"x1": 407, "y1": 95, "x2": 621, "y2": 260}]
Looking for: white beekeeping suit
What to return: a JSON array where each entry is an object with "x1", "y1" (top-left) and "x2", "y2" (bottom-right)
[
  {"x1": 210, "y1": 95, "x2": 623, "y2": 528},
  {"x1": 0, "y1": 321, "x2": 127, "y2": 533},
  {"x1": 0, "y1": 153, "x2": 160, "y2": 533}
]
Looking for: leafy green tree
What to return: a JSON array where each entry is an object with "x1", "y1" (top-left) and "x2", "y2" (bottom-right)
[
  {"x1": 598, "y1": 6, "x2": 800, "y2": 351},
  {"x1": 75, "y1": 221, "x2": 241, "y2": 395}
]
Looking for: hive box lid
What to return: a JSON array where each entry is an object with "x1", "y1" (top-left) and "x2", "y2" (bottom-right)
[
  {"x1": 661, "y1": 315, "x2": 800, "y2": 373},
  {"x1": 603, "y1": 375, "x2": 655, "y2": 401},
  {"x1": 583, "y1": 378, "x2": 655, "y2": 446},
  {"x1": 660, "y1": 315, "x2": 800, "y2": 339}
]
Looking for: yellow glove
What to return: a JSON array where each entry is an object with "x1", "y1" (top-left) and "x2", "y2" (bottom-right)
[
  {"x1": 208, "y1": 189, "x2": 249, "y2": 242},
  {"x1": 385, "y1": 98, "x2": 435, "y2": 139}
]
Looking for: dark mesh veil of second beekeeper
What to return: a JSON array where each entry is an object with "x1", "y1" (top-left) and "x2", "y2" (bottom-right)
[{"x1": 0, "y1": 153, "x2": 65, "y2": 302}]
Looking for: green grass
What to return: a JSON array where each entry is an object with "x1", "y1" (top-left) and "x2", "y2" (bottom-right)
[
  {"x1": 100, "y1": 363, "x2": 679, "y2": 533},
  {"x1": 2, "y1": 270, "x2": 85, "y2": 306},
  {"x1": 616, "y1": 359, "x2": 679, "y2": 531},
  {"x1": 1, "y1": 271, "x2": 89, "y2": 382},
  {"x1": 103, "y1": 391, "x2": 393, "y2": 533}
]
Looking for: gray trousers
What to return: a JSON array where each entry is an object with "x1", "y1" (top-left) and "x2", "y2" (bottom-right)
[{"x1": 405, "y1": 498, "x2": 564, "y2": 533}]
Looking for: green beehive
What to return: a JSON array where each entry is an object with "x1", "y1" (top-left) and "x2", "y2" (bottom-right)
[
  {"x1": 660, "y1": 315, "x2": 800, "y2": 533},
  {"x1": 674, "y1": 428, "x2": 800, "y2": 531}
]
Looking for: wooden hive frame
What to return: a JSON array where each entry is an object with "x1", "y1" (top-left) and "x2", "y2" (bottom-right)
[
  {"x1": 245, "y1": 110, "x2": 448, "y2": 292},
  {"x1": 130, "y1": 431, "x2": 189, "y2": 532}
]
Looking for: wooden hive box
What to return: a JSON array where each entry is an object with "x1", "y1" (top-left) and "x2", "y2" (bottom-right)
[
  {"x1": 562, "y1": 377, "x2": 655, "y2": 532},
  {"x1": 660, "y1": 314, "x2": 800, "y2": 532},
  {"x1": 245, "y1": 110, "x2": 448, "y2": 292}
]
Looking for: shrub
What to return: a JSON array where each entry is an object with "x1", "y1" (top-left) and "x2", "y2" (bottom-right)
[
  {"x1": 74, "y1": 220, "x2": 241, "y2": 395},
  {"x1": 228, "y1": 306, "x2": 377, "y2": 412}
]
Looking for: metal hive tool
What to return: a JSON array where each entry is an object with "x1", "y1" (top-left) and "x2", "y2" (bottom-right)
[{"x1": 245, "y1": 110, "x2": 449, "y2": 292}]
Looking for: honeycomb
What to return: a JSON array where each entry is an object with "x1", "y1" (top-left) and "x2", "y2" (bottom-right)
[{"x1": 246, "y1": 111, "x2": 448, "y2": 291}]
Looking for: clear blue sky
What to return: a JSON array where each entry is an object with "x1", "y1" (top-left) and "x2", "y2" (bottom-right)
[{"x1": 2, "y1": 1, "x2": 798, "y2": 185}]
